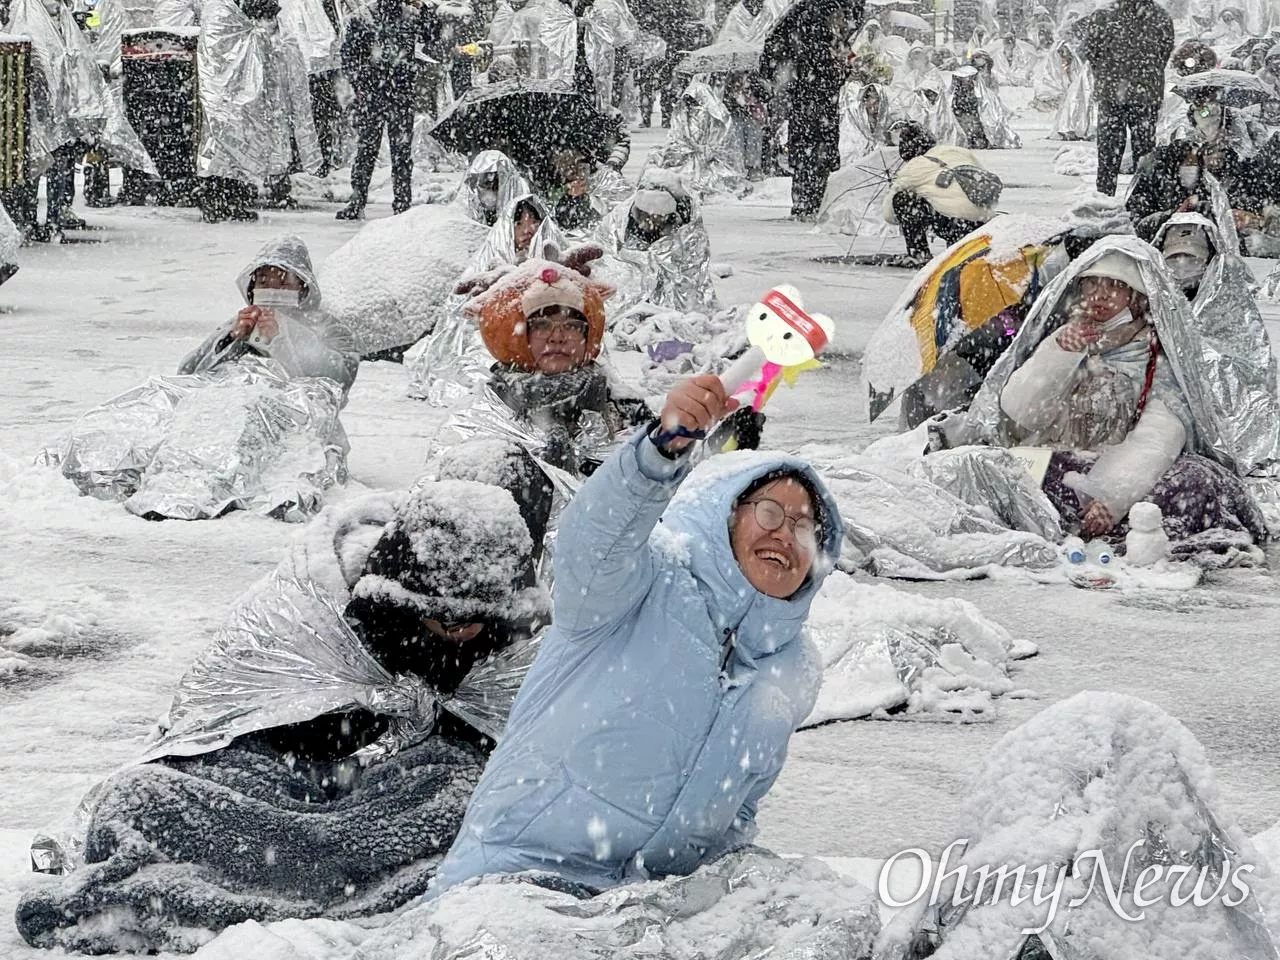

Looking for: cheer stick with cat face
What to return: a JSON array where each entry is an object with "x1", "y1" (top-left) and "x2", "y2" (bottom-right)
[{"x1": 719, "y1": 284, "x2": 835, "y2": 411}]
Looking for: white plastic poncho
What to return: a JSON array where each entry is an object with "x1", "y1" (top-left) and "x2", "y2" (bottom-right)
[
  {"x1": 838, "y1": 80, "x2": 895, "y2": 165},
  {"x1": 1030, "y1": 40, "x2": 1069, "y2": 110},
  {"x1": 196, "y1": 0, "x2": 322, "y2": 185},
  {"x1": 1050, "y1": 42, "x2": 1095, "y2": 140},
  {"x1": 991, "y1": 37, "x2": 1035, "y2": 86},
  {"x1": 968, "y1": 60, "x2": 1022, "y2": 149}
]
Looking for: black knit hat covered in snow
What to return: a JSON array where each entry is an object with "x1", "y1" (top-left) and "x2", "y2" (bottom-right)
[{"x1": 351, "y1": 479, "x2": 547, "y2": 625}]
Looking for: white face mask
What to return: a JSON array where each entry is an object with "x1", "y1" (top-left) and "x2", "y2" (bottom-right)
[
  {"x1": 478, "y1": 187, "x2": 499, "y2": 211},
  {"x1": 253, "y1": 287, "x2": 301, "y2": 308},
  {"x1": 1165, "y1": 252, "x2": 1207, "y2": 289},
  {"x1": 1096, "y1": 306, "x2": 1136, "y2": 333},
  {"x1": 1178, "y1": 164, "x2": 1200, "y2": 189},
  {"x1": 42, "y1": 0, "x2": 60, "y2": 15}
]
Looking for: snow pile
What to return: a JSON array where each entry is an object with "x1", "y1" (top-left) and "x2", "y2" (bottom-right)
[
  {"x1": 319, "y1": 206, "x2": 490, "y2": 356},
  {"x1": 347, "y1": 849, "x2": 879, "y2": 960},
  {"x1": 607, "y1": 303, "x2": 748, "y2": 394},
  {"x1": 803, "y1": 572, "x2": 1036, "y2": 725},
  {"x1": 193, "y1": 918, "x2": 371, "y2": 960},
  {"x1": 879, "y1": 691, "x2": 1280, "y2": 959},
  {"x1": 289, "y1": 167, "x2": 459, "y2": 208},
  {"x1": 1053, "y1": 144, "x2": 1098, "y2": 178},
  {"x1": 0, "y1": 595, "x2": 121, "y2": 686}
]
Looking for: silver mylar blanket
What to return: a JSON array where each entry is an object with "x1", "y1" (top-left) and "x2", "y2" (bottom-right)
[
  {"x1": 8, "y1": 0, "x2": 156, "y2": 173},
  {"x1": 196, "y1": 0, "x2": 322, "y2": 185},
  {"x1": 817, "y1": 453, "x2": 1061, "y2": 579},
  {"x1": 31, "y1": 568, "x2": 539, "y2": 875},
  {"x1": 654, "y1": 79, "x2": 748, "y2": 198},
  {"x1": 348, "y1": 848, "x2": 881, "y2": 960},
  {"x1": 141, "y1": 573, "x2": 540, "y2": 766},
  {"x1": 45, "y1": 357, "x2": 347, "y2": 521},
  {"x1": 963, "y1": 233, "x2": 1280, "y2": 521},
  {"x1": 593, "y1": 196, "x2": 720, "y2": 315}
]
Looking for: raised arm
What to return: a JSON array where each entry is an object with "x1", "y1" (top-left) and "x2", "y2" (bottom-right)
[{"x1": 553, "y1": 374, "x2": 738, "y2": 635}]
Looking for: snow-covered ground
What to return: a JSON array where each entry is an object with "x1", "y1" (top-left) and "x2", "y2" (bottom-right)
[{"x1": 2, "y1": 108, "x2": 1280, "y2": 958}]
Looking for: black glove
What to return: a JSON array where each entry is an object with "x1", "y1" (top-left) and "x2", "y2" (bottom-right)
[{"x1": 707, "y1": 407, "x2": 766, "y2": 453}]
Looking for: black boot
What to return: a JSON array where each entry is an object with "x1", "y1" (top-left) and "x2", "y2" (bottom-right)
[{"x1": 336, "y1": 200, "x2": 365, "y2": 220}]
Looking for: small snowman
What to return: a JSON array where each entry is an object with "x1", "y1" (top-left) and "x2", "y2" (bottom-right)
[
  {"x1": 724, "y1": 285, "x2": 835, "y2": 410},
  {"x1": 1125, "y1": 501, "x2": 1170, "y2": 566}
]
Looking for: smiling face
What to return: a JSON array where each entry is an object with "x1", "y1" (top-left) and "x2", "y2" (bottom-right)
[
  {"x1": 424, "y1": 619, "x2": 485, "y2": 643},
  {"x1": 730, "y1": 477, "x2": 820, "y2": 599}
]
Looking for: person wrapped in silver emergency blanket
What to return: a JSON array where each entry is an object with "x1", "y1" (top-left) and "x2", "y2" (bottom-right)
[
  {"x1": 195, "y1": 0, "x2": 324, "y2": 222},
  {"x1": 935, "y1": 235, "x2": 1271, "y2": 559},
  {"x1": 653, "y1": 78, "x2": 749, "y2": 198},
  {"x1": 456, "y1": 149, "x2": 536, "y2": 227},
  {"x1": 15, "y1": 470, "x2": 551, "y2": 954},
  {"x1": 438, "y1": 256, "x2": 654, "y2": 479},
  {"x1": 406, "y1": 194, "x2": 568, "y2": 405},
  {"x1": 591, "y1": 169, "x2": 720, "y2": 315},
  {"x1": 43, "y1": 236, "x2": 355, "y2": 521}
]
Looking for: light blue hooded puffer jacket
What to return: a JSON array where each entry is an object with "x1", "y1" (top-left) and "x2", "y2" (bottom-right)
[{"x1": 432, "y1": 428, "x2": 844, "y2": 894}]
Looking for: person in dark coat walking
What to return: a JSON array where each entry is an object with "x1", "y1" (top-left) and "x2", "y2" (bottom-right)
[
  {"x1": 336, "y1": 0, "x2": 431, "y2": 219},
  {"x1": 763, "y1": 0, "x2": 861, "y2": 219},
  {"x1": 1073, "y1": 0, "x2": 1174, "y2": 196}
]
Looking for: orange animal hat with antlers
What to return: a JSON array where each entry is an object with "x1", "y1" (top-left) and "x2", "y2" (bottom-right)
[{"x1": 463, "y1": 260, "x2": 614, "y2": 372}]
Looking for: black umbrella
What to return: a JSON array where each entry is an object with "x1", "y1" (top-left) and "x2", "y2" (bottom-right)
[{"x1": 427, "y1": 79, "x2": 611, "y2": 175}]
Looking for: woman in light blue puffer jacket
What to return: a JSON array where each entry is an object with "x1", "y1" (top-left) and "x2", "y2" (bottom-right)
[{"x1": 432, "y1": 374, "x2": 844, "y2": 895}]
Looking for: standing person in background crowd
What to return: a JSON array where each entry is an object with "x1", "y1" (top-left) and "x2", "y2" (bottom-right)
[
  {"x1": 336, "y1": 0, "x2": 431, "y2": 219},
  {"x1": 196, "y1": 0, "x2": 324, "y2": 222},
  {"x1": 309, "y1": 0, "x2": 343, "y2": 176},
  {"x1": 1073, "y1": 0, "x2": 1173, "y2": 196},
  {"x1": 764, "y1": 0, "x2": 859, "y2": 220}
]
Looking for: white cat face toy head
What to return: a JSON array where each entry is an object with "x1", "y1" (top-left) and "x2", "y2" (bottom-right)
[{"x1": 745, "y1": 285, "x2": 835, "y2": 366}]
